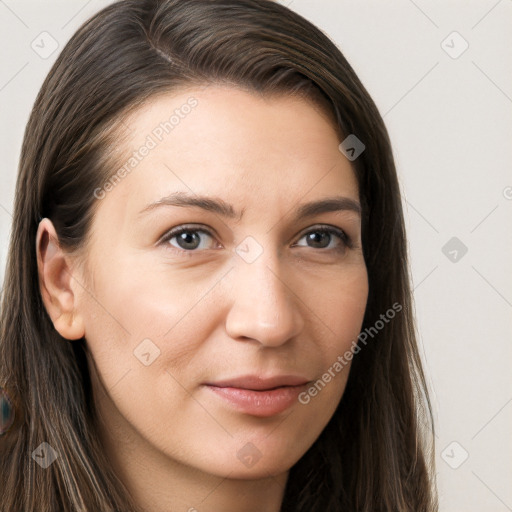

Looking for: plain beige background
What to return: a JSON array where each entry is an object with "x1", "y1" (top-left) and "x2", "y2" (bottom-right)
[{"x1": 0, "y1": 1, "x2": 511, "y2": 510}]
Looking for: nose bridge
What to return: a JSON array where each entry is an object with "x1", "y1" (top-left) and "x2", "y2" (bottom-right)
[{"x1": 225, "y1": 239, "x2": 304, "y2": 346}]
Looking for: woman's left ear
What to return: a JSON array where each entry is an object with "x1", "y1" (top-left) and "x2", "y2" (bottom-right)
[{"x1": 35, "y1": 218, "x2": 86, "y2": 340}]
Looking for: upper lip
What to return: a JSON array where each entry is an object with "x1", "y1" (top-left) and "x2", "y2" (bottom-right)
[{"x1": 204, "y1": 375, "x2": 310, "y2": 391}]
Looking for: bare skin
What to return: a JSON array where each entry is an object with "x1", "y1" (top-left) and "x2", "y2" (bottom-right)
[{"x1": 36, "y1": 86, "x2": 368, "y2": 512}]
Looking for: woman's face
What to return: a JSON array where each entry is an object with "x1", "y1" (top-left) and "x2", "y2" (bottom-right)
[{"x1": 75, "y1": 85, "x2": 368, "y2": 479}]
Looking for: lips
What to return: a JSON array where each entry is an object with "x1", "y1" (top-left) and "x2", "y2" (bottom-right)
[
  {"x1": 203, "y1": 374, "x2": 311, "y2": 417},
  {"x1": 205, "y1": 374, "x2": 310, "y2": 391}
]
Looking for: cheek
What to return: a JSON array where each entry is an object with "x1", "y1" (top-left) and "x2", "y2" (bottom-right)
[
  {"x1": 289, "y1": 278, "x2": 366, "y2": 430},
  {"x1": 309, "y1": 263, "x2": 368, "y2": 344},
  {"x1": 335, "y1": 274, "x2": 368, "y2": 346},
  {"x1": 84, "y1": 249, "x2": 209, "y2": 336},
  {"x1": 79, "y1": 256, "x2": 221, "y2": 390},
  {"x1": 304, "y1": 265, "x2": 368, "y2": 392}
]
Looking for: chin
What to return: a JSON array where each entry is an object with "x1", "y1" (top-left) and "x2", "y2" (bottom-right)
[{"x1": 204, "y1": 440, "x2": 307, "y2": 480}]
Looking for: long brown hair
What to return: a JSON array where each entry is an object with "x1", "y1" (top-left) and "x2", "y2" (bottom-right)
[{"x1": 0, "y1": 0, "x2": 437, "y2": 510}]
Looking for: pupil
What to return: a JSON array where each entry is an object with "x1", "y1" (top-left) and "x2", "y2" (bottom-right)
[
  {"x1": 308, "y1": 231, "x2": 329, "y2": 248},
  {"x1": 179, "y1": 232, "x2": 199, "y2": 249}
]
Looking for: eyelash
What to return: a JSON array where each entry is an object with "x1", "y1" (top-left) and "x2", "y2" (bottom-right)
[{"x1": 159, "y1": 224, "x2": 353, "y2": 256}]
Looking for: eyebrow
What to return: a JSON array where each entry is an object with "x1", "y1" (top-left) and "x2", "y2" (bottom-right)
[{"x1": 138, "y1": 191, "x2": 361, "y2": 221}]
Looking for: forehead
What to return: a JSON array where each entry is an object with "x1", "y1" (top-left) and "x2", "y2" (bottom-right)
[{"x1": 96, "y1": 85, "x2": 359, "y2": 225}]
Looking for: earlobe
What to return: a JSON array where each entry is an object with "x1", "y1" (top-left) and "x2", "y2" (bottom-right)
[{"x1": 36, "y1": 218, "x2": 85, "y2": 341}]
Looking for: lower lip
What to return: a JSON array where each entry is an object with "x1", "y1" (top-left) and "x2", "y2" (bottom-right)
[{"x1": 205, "y1": 384, "x2": 308, "y2": 417}]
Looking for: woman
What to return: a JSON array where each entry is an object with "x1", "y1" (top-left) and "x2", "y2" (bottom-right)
[{"x1": 0, "y1": 0, "x2": 437, "y2": 510}]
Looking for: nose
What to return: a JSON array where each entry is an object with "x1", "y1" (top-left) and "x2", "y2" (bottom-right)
[{"x1": 224, "y1": 251, "x2": 305, "y2": 347}]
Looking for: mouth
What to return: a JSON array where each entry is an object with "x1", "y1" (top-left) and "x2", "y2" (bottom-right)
[{"x1": 203, "y1": 374, "x2": 311, "y2": 417}]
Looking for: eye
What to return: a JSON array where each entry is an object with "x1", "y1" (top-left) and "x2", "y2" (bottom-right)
[
  {"x1": 293, "y1": 225, "x2": 351, "y2": 252},
  {"x1": 160, "y1": 225, "x2": 219, "y2": 252},
  {"x1": 159, "y1": 223, "x2": 353, "y2": 256}
]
